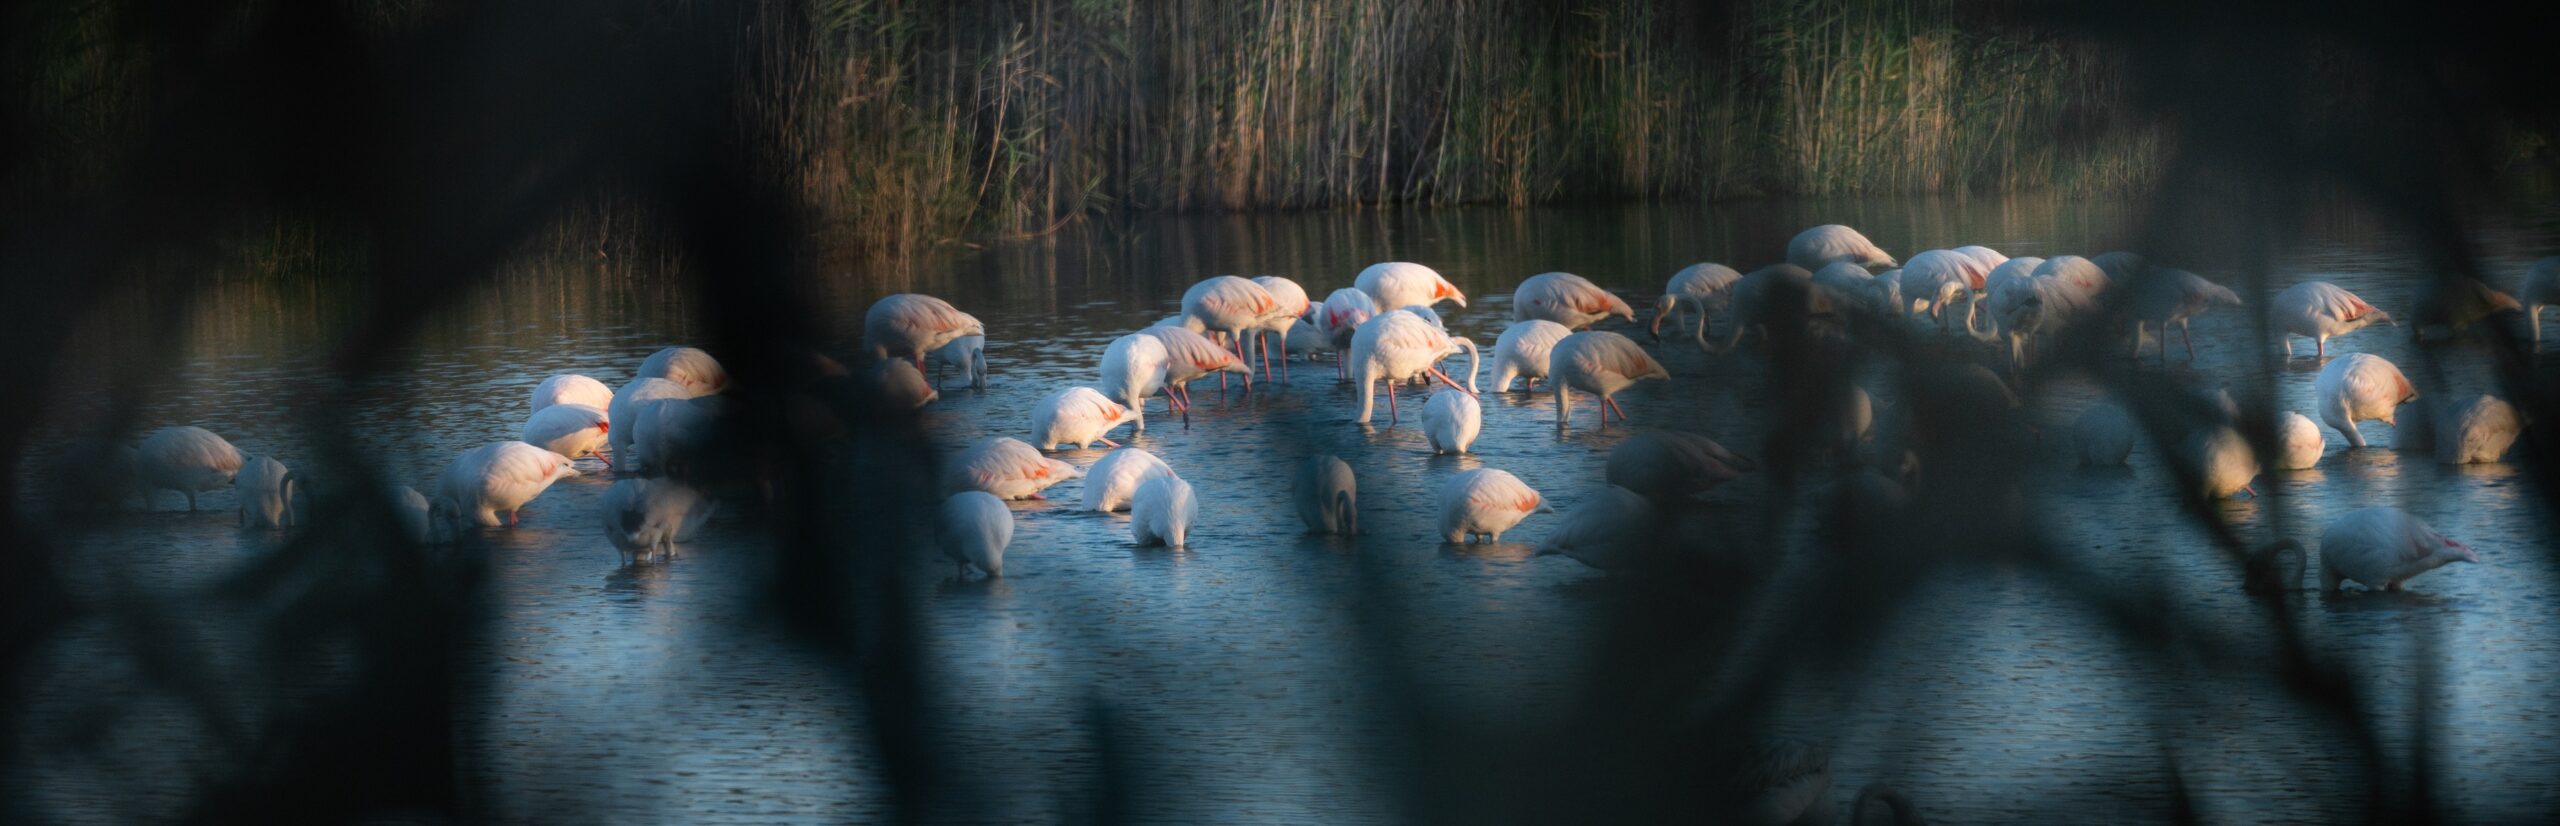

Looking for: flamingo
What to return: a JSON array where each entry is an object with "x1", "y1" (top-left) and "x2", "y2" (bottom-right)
[
  {"x1": 522, "y1": 403, "x2": 613, "y2": 465},
  {"x1": 1422, "y1": 389, "x2": 1481, "y2": 454},
  {"x1": 1031, "y1": 386, "x2": 1138, "y2": 450},
  {"x1": 2188, "y1": 425, "x2": 2260, "y2": 499},
  {"x1": 1953, "y1": 244, "x2": 2010, "y2": 273},
  {"x1": 1437, "y1": 467, "x2": 1548, "y2": 543},
  {"x1": 1130, "y1": 475, "x2": 1197, "y2": 547},
  {"x1": 637, "y1": 346, "x2": 728, "y2": 395},
  {"x1": 1654, "y1": 263, "x2": 1744, "y2": 349},
  {"x1": 2315, "y1": 352, "x2": 2417, "y2": 448},
  {"x1": 1146, "y1": 323, "x2": 1252, "y2": 406},
  {"x1": 937, "y1": 491, "x2": 1013, "y2": 577},
  {"x1": 530, "y1": 374, "x2": 613, "y2": 414},
  {"x1": 391, "y1": 486, "x2": 447, "y2": 545},
  {"x1": 2525, "y1": 257, "x2": 2560, "y2": 346},
  {"x1": 1081, "y1": 447, "x2": 1176, "y2": 512},
  {"x1": 434, "y1": 441, "x2": 578, "y2": 527},
  {"x1": 233, "y1": 455, "x2": 296, "y2": 529},
  {"x1": 865, "y1": 293, "x2": 985, "y2": 370},
  {"x1": 2319, "y1": 507, "x2": 2478, "y2": 592},
  {"x1": 1355, "y1": 262, "x2": 1467, "y2": 312},
  {"x1": 2272, "y1": 281, "x2": 2391, "y2": 358},
  {"x1": 1247, "y1": 275, "x2": 1312, "y2": 383},
  {"x1": 1490, "y1": 320, "x2": 1572, "y2": 393},
  {"x1": 1786, "y1": 224, "x2": 1896, "y2": 271},
  {"x1": 1099, "y1": 332, "x2": 1179, "y2": 431},
  {"x1": 2128, "y1": 268, "x2": 2242, "y2": 364},
  {"x1": 2277, "y1": 411, "x2": 2325, "y2": 470},
  {"x1": 1513, "y1": 272, "x2": 1636, "y2": 329},
  {"x1": 1549, "y1": 330, "x2": 1668, "y2": 431},
  {"x1": 602, "y1": 478, "x2": 713, "y2": 564},
  {"x1": 931, "y1": 334, "x2": 988, "y2": 389},
  {"x1": 1346, "y1": 309, "x2": 1480, "y2": 425},
  {"x1": 2074, "y1": 403, "x2": 2135, "y2": 466},
  {"x1": 1717, "y1": 264, "x2": 1826, "y2": 350},
  {"x1": 1605, "y1": 430, "x2": 1755, "y2": 501},
  {"x1": 949, "y1": 437, "x2": 1080, "y2": 500},
  {"x1": 2415, "y1": 276, "x2": 2521, "y2": 339},
  {"x1": 2435, "y1": 394, "x2": 2524, "y2": 464},
  {"x1": 1282, "y1": 319, "x2": 1328, "y2": 366},
  {"x1": 1152, "y1": 313, "x2": 1206, "y2": 333},
  {"x1": 1315, "y1": 288, "x2": 1381, "y2": 380},
  {"x1": 1293, "y1": 455, "x2": 1357, "y2": 535},
  {"x1": 1536, "y1": 485, "x2": 1654, "y2": 571},
  {"x1": 136, "y1": 426, "x2": 244, "y2": 511},
  {"x1": 1970, "y1": 256, "x2": 2100, "y2": 371},
  {"x1": 861, "y1": 358, "x2": 940, "y2": 410},
  {"x1": 1182, "y1": 275, "x2": 1281, "y2": 390},
  {"x1": 610, "y1": 377, "x2": 695, "y2": 459},
  {"x1": 2089, "y1": 250, "x2": 2146, "y2": 282},
  {"x1": 1811, "y1": 262, "x2": 1899, "y2": 325},
  {"x1": 1899, "y1": 249, "x2": 1993, "y2": 326},
  {"x1": 628, "y1": 395, "x2": 728, "y2": 479}
]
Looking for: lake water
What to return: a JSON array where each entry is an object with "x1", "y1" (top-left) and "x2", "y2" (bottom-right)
[{"x1": 14, "y1": 195, "x2": 2560, "y2": 822}]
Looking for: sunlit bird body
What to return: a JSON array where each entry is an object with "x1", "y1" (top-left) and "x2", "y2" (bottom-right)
[
  {"x1": 949, "y1": 436, "x2": 1081, "y2": 500},
  {"x1": 1347, "y1": 309, "x2": 1480, "y2": 425},
  {"x1": 1786, "y1": 224, "x2": 1896, "y2": 271},
  {"x1": 2277, "y1": 411, "x2": 2326, "y2": 470},
  {"x1": 602, "y1": 477, "x2": 713, "y2": 564},
  {"x1": 434, "y1": 441, "x2": 578, "y2": 527},
  {"x1": 523, "y1": 402, "x2": 613, "y2": 464},
  {"x1": 1099, "y1": 332, "x2": 1178, "y2": 431},
  {"x1": 529, "y1": 373, "x2": 613, "y2": 415},
  {"x1": 637, "y1": 346, "x2": 728, "y2": 396},
  {"x1": 1490, "y1": 319, "x2": 1572, "y2": 393},
  {"x1": 1422, "y1": 388, "x2": 1482, "y2": 454},
  {"x1": 1315, "y1": 287, "x2": 1382, "y2": 380},
  {"x1": 866, "y1": 293, "x2": 985, "y2": 370},
  {"x1": 1247, "y1": 275, "x2": 1311, "y2": 382},
  {"x1": 937, "y1": 491, "x2": 1013, "y2": 577},
  {"x1": 1605, "y1": 430, "x2": 1755, "y2": 500},
  {"x1": 1549, "y1": 330, "x2": 1667, "y2": 430},
  {"x1": 1355, "y1": 261, "x2": 1466, "y2": 313},
  {"x1": 2319, "y1": 506, "x2": 2478, "y2": 592},
  {"x1": 136, "y1": 426, "x2": 245, "y2": 511},
  {"x1": 931, "y1": 334, "x2": 988, "y2": 389},
  {"x1": 2315, "y1": 352, "x2": 2417, "y2": 448},
  {"x1": 2188, "y1": 425, "x2": 2260, "y2": 499},
  {"x1": 2269, "y1": 281, "x2": 2389, "y2": 359},
  {"x1": 1081, "y1": 447, "x2": 1176, "y2": 512},
  {"x1": 1030, "y1": 386, "x2": 1138, "y2": 451},
  {"x1": 1900, "y1": 249, "x2": 1993, "y2": 326},
  {"x1": 2436, "y1": 394, "x2": 2524, "y2": 464},
  {"x1": 234, "y1": 455, "x2": 296, "y2": 529},
  {"x1": 1654, "y1": 263, "x2": 1744, "y2": 349},
  {"x1": 1146, "y1": 323, "x2": 1252, "y2": 406},
  {"x1": 1130, "y1": 475, "x2": 1197, "y2": 547},
  {"x1": 1437, "y1": 467, "x2": 1546, "y2": 544},
  {"x1": 1537, "y1": 485, "x2": 1653, "y2": 571},
  {"x1": 1182, "y1": 275, "x2": 1280, "y2": 389},
  {"x1": 861, "y1": 358, "x2": 939, "y2": 410},
  {"x1": 1512, "y1": 272, "x2": 1635, "y2": 329},
  {"x1": 1293, "y1": 454, "x2": 1357, "y2": 535}
]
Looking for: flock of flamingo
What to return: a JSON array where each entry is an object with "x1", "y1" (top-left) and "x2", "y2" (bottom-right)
[{"x1": 73, "y1": 224, "x2": 2554, "y2": 597}]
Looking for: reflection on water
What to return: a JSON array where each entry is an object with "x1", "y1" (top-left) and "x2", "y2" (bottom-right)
[{"x1": 15, "y1": 194, "x2": 2560, "y2": 822}]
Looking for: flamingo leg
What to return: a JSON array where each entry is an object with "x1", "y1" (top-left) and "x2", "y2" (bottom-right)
[
  {"x1": 1424, "y1": 367, "x2": 1476, "y2": 397},
  {"x1": 2181, "y1": 321, "x2": 2196, "y2": 362},
  {"x1": 2317, "y1": 337, "x2": 2326, "y2": 359},
  {"x1": 1387, "y1": 380, "x2": 1400, "y2": 426},
  {"x1": 1604, "y1": 396, "x2": 1629, "y2": 424},
  {"x1": 1099, "y1": 437, "x2": 1121, "y2": 448}
]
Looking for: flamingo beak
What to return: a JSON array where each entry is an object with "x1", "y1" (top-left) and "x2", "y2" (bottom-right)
[{"x1": 2447, "y1": 538, "x2": 2480, "y2": 563}]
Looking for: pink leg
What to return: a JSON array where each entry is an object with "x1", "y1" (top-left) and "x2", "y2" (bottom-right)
[
  {"x1": 1100, "y1": 437, "x2": 1121, "y2": 448},
  {"x1": 1604, "y1": 396, "x2": 1629, "y2": 424},
  {"x1": 1387, "y1": 380, "x2": 1399, "y2": 426}
]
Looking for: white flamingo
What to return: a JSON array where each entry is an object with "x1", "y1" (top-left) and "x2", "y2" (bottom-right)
[
  {"x1": 1346, "y1": 309, "x2": 1480, "y2": 425},
  {"x1": 1130, "y1": 475, "x2": 1197, "y2": 547},
  {"x1": 1182, "y1": 275, "x2": 1281, "y2": 390},
  {"x1": 1490, "y1": 319, "x2": 1572, "y2": 393},
  {"x1": 1099, "y1": 332, "x2": 1179, "y2": 432},
  {"x1": 2089, "y1": 250, "x2": 2146, "y2": 282},
  {"x1": 1786, "y1": 224, "x2": 1896, "y2": 271},
  {"x1": 1811, "y1": 262, "x2": 1899, "y2": 324},
  {"x1": 937, "y1": 491, "x2": 1013, "y2": 577},
  {"x1": 637, "y1": 346, "x2": 728, "y2": 396},
  {"x1": 1247, "y1": 275, "x2": 1312, "y2": 383},
  {"x1": 602, "y1": 478, "x2": 713, "y2": 564},
  {"x1": 2277, "y1": 411, "x2": 2325, "y2": 470},
  {"x1": 1653, "y1": 263, "x2": 1744, "y2": 349},
  {"x1": 1355, "y1": 262, "x2": 1467, "y2": 312},
  {"x1": 931, "y1": 334, "x2": 988, "y2": 389},
  {"x1": 2315, "y1": 353, "x2": 2417, "y2": 448},
  {"x1": 2525, "y1": 257, "x2": 2560, "y2": 346},
  {"x1": 1283, "y1": 319, "x2": 1328, "y2": 366},
  {"x1": 136, "y1": 426, "x2": 244, "y2": 511},
  {"x1": 522, "y1": 403, "x2": 613, "y2": 465},
  {"x1": 2319, "y1": 507, "x2": 2478, "y2": 592},
  {"x1": 1717, "y1": 264, "x2": 1827, "y2": 350},
  {"x1": 1513, "y1": 272, "x2": 1635, "y2": 330},
  {"x1": 2415, "y1": 276, "x2": 2522, "y2": 339},
  {"x1": 1423, "y1": 389, "x2": 1481, "y2": 454},
  {"x1": 1604, "y1": 430, "x2": 1755, "y2": 500},
  {"x1": 2188, "y1": 425, "x2": 2260, "y2": 499},
  {"x1": 2435, "y1": 394, "x2": 2524, "y2": 464},
  {"x1": 1900, "y1": 249, "x2": 1993, "y2": 326},
  {"x1": 1315, "y1": 288, "x2": 1382, "y2": 380},
  {"x1": 629, "y1": 395, "x2": 727, "y2": 479},
  {"x1": 1146, "y1": 323, "x2": 1253, "y2": 406},
  {"x1": 2074, "y1": 403, "x2": 2135, "y2": 466},
  {"x1": 1537, "y1": 485, "x2": 1653, "y2": 571},
  {"x1": 1437, "y1": 467, "x2": 1547, "y2": 543},
  {"x1": 1294, "y1": 455, "x2": 1357, "y2": 535},
  {"x1": 610, "y1": 377, "x2": 695, "y2": 458},
  {"x1": 2272, "y1": 281, "x2": 2392, "y2": 358},
  {"x1": 434, "y1": 441, "x2": 578, "y2": 527},
  {"x1": 234, "y1": 455, "x2": 296, "y2": 529},
  {"x1": 862, "y1": 358, "x2": 939, "y2": 410},
  {"x1": 2128, "y1": 268, "x2": 2242, "y2": 364},
  {"x1": 530, "y1": 374, "x2": 613, "y2": 414},
  {"x1": 1030, "y1": 386, "x2": 1138, "y2": 451},
  {"x1": 865, "y1": 293, "x2": 985, "y2": 370},
  {"x1": 1953, "y1": 245, "x2": 2010, "y2": 273},
  {"x1": 1549, "y1": 330, "x2": 1667, "y2": 431},
  {"x1": 948, "y1": 437, "x2": 1081, "y2": 500},
  {"x1": 1082, "y1": 447, "x2": 1176, "y2": 512}
]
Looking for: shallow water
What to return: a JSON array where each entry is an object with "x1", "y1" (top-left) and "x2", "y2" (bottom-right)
[{"x1": 15, "y1": 195, "x2": 2560, "y2": 822}]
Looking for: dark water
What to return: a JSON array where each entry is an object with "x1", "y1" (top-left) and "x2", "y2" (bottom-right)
[{"x1": 16, "y1": 195, "x2": 2560, "y2": 822}]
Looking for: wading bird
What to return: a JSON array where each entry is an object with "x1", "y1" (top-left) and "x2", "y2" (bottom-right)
[
  {"x1": 637, "y1": 346, "x2": 728, "y2": 396},
  {"x1": 136, "y1": 426, "x2": 245, "y2": 511},
  {"x1": 1247, "y1": 275, "x2": 1311, "y2": 383},
  {"x1": 602, "y1": 478, "x2": 713, "y2": 564},
  {"x1": 2128, "y1": 268, "x2": 2242, "y2": 365},
  {"x1": 1099, "y1": 332, "x2": 1179, "y2": 431},
  {"x1": 2524, "y1": 258, "x2": 2560, "y2": 347},
  {"x1": 1355, "y1": 262, "x2": 1466, "y2": 313},
  {"x1": 234, "y1": 455, "x2": 295, "y2": 529},
  {"x1": 523, "y1": 403, "x2": 613, "y2": 464},
  {"x1": 860, "y1": 358, "x2": 939, "y2": 410},
  {"x1": 1513, "y1": 272, "x2": 1635, "y2": 330},
  {"x1": 1082, "y1": 447, "x2": 1176, "y2": 512},
  {"x1": 2320, "y1": 506, "x2": 2478, "y2": 592},
  {"x1": 1030, "y1": 386, "x2": 1139, "y2": 451},
  {"x1": 1549, "y1": 330, "x2": 1668, "y2": 431},
  {"x1": 1315, "y1": 288, "x2": 1382, "y2": 380},
  {"x1": 2074, "y1": 403, "x2": 2136, "y2": 467},
  {"x1": 2271, "y1": 281, "x2": 2391, "y2": 359},
  {"x1": 1437, "y1": 467, "x2": 1547, "y2": 544},
  {"x1": 1146, "y1": 323, "x2": 1253, "y2": 406},
  {"x1": 948, "y1": 437, "x2": 1081, "y2": 500},
  {"x1": 1182, "y1": 275, "x2": 1280, "y2": 389},
  {"x1": 1423, "y1": 389, "x2": 1482, "y2": 454},
  {"x1": 937, "y1": 491, "x2": 1013, "y2": 577},
  {"x1": 1347, "y1": 309, "x2": 1480, "y2": 425},
  {"x1": 2435, "y1": 394, "x2": 2524, "y2": 464},
  {"x1": 1604, "y1": 430, "x2": 1755, "y2": 501},
  {"x1": 434, "y1": 441, "x2": 579, "y2": 527},
  {"x1": 1294, "y1": 455, "x2": 1357, "y2": 535},
  {"x1": 2188, "y1": 425, "x2": 2260, "y2": 500},
  {"x1": 1537, "y1": 485, "x2": 1654, "y2": 571},
  {"x1": 1131, "y1": 475, "x2": 1197, "y2": 547},
  {"x1": 932, "y1": 334, "x2": 988, "y2": 389},
  {"x1": 2277, "y1": 411, "x2": 2326, "y2": 470},
  {"x1": 1653, "y1": 263, "x2": 1744, "y2": 349},
  {"x1": 866, "y1": 293, "x2": 985, "y2": 370},
  {"x1": 530, "y1": 374, "x2": 613, "y2": 414},
  {"x1": 1786, "y1": 224, "x2": 1896, "y2": 271},
  {"x1": 2315, "y1": 352, "x2": 2417, "y2": 448},
  {"x1": 610, "y1": 377, "x2": 695, "y2": 458},
  {"x1": 1490, "y1": 319, "x2": 1572, "y2": 393}
]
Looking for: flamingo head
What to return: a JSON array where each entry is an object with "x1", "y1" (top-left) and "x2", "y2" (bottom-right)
[
  {"x1": 2433, "y1": 533, "x2": 2480, "y2": 564},
  {"x1": 1435, "y1": 281, "x2": 1468, "y2": 308},
  {"x1": 1650, "y1": 296, "x2": 1676, "y2": 339}
]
